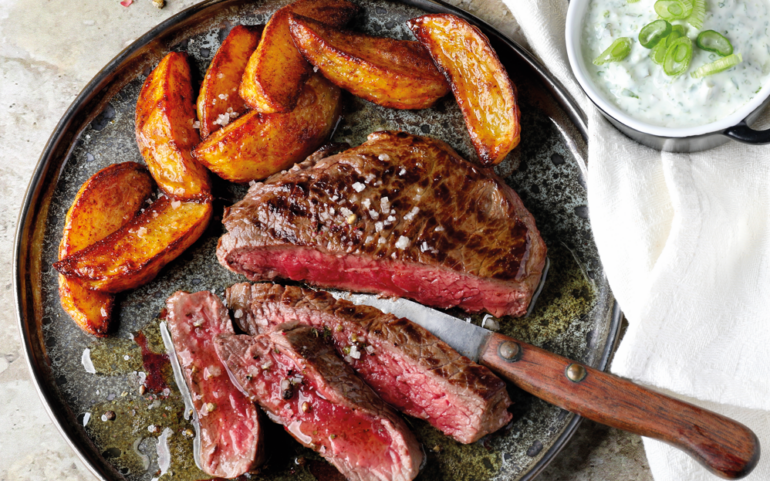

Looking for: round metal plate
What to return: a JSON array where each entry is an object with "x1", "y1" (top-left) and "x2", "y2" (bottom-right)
[{"x1": 14, "y1": 0, "x2": 621, "y2": 480}]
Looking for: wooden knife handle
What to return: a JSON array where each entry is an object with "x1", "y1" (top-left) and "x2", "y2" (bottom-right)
[{"x1": 480, "y1": 333, "x2": 760, "y2": 479}]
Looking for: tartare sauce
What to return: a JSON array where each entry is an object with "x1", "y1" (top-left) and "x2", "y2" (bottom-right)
[{"x1": 582, "y1": 0, "x2": 770, "y2": 127}]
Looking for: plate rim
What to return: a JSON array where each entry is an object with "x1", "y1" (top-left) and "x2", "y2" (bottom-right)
[{"x1": 13, "y1": 0, "x2": 620, "y2": 479}]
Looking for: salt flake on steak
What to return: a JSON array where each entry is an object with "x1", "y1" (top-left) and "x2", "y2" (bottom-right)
[{"x1": 395, "y1": 236, "x2": 410, "y2": 250}]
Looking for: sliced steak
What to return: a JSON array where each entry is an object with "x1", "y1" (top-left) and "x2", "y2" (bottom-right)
[
  {"x1": 217, "y1": 131, "x2": 547, "y2": 317},
  {"x1": 227, "y1": 283, "x2": 512, "y2": 444},
  {"x1": 215, "y1": 326, "x2": 423, "y2": 481},
  {"x1": 165, "y1": 291, "x2": 263, "y2": 478}
]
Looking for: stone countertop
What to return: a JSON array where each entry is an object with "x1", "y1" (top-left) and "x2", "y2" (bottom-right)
[{"x1": 0, "y1": 0, "x2": 652, "y2": 479}]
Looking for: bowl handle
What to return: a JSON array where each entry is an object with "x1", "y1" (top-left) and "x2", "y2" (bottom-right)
[{"x1": 723, "y1": 121, "x2": 770, "y2": 144}]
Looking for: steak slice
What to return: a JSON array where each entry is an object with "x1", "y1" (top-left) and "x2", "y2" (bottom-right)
[
  {"x1": 227, "y1": 283, "x2": 513, "y2": 444},
  {"x1": 217, "y1": 131, "x2": 547, "y2": 317},
  {"x1": 164, "y1": 291, "x2": 263, "y2": 478},
  {"x1": 215, "y1": 326, "x2": 423, "y2": 481}
]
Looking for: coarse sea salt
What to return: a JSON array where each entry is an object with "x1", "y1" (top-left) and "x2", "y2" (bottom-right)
[
  {"x1": 352, "y1": 182, "x2": 365, "y2": 192},
  {"x1": 403, "y1": 207, "x2": 419, "y2": 221},
  {"x1": 395, "y1": 236, "x2": 410, "y2": 250},
  {"x1": 213, "y1": 112, "x2": 230, "y2": 127}
]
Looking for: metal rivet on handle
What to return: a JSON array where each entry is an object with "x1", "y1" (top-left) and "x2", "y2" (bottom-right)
[
  {"x1": 498, "y1": 341, "x2": 521, "y2": 362},
  {"x1": 565, "y1": 363, "x2": 587, "y2": 383}
]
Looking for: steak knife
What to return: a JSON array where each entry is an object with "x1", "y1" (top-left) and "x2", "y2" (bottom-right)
[{"x1": 332, "y1": 293, "x2": 760, "y2": 480}]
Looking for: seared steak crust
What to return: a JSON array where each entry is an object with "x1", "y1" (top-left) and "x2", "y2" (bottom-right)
[
  {"x1": 164, "y1": 291, "x2": 263, "y2": 478},
  {"x1": 218, "y1": 131, "x2": 546, "y2": 317},
  {"x1": 215, "y1": 326, "x2": 423, "y2": 481},
  {"x1": 227, "y1": 283, "x2": 513, "y2": 443}
]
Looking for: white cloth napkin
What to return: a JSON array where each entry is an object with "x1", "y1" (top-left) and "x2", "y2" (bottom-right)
[{"x1": 498, "y1": 0, "x2": 770, "y2": 479}]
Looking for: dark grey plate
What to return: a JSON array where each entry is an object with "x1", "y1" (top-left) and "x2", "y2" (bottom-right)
[{"x1": 13, "y1": 0, "x2": 621, "y2": 480}]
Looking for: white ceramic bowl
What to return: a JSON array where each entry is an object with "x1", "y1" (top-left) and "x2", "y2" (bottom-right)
[{"x1": 565, "y1": 0, "x2": 770, "y2": 151}]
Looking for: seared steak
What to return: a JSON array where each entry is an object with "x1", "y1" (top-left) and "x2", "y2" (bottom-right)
[
  {"x1": 217, "y1": 131, "x2": 546, "y2": 317},
  {"x1": 165, "y1": 291, "x2": 263, "y2": 478},
  {"x1": 226, "y1": 283, "x2": 512, "y2": 444},
  {"x1": 215, "y1": 326, "x2": 423, "y2": 481}
]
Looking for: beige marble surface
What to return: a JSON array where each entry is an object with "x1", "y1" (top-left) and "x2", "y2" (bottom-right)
[{"x1": 0, "y1": 0, "x2": 651, "y2": 479}]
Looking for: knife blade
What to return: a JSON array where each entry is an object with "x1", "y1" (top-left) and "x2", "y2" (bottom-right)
[
  {"x1": 331, "y1": 292, "x2": 490, "y2": 362},
  {"x1": 330, "y1": 291, "x2": 759, "y2": 480}
]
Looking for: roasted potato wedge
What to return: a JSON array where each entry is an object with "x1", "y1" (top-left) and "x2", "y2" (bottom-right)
[
  {"x1": 239, "y1": 0, "x2": 358, "y2": 113},
  {"x1": 194, "y1": 73, "x2": 341, "y2": 183},
  {"x1": 54, "y1": 196, "x2": 212, "y2": 293},
  {"x1": 136, "y1": 52, "x2": 212, "y2": 199},
  {"x1": 289, "y1": 15, "x2": 450, "y2": 109},
  {"x1": 197, "y1": 25, "x2": 263, "y2": 138},
  {"x1": 408, "y1": 14, "x2": 521, "y2": 165},
  {"x1": 58, "y1": 162, "x2": 155, "y2": 336}
]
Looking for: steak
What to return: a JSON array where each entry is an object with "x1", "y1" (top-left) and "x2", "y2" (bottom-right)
[
  {"x1": 217, "y1": 131, "x2": 547, "y2": 317},
  {"x1": 226, "y1": 283, "x2": 513, "y2": 444},
  {"x1": 215, "y1": 326, "x2": 423, "y2": 481},
  {"x1": 164, "y1": 291, "x2": 263, "y2": 478}
]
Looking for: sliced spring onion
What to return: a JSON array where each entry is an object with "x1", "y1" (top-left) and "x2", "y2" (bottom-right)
[
  {"x1": 663, "y1": 36, "x2": 694, "y2": 76},
  {"x1": 696, "y1": 30, "x2": 733, "y2": 56},
  {"x1": 686, "y1": 0, "x2": 706, "y2": 29},
  {"x1": 654, "y1": 0, "x2": 693, "y2": 21},
  {"x1": 593, "y1": 37, "x2": 633, "y2": 65},
  {"x1": 639, "y1": 20, "x2": 673, "y2": 48},
  {"x1": 650, "y1": 25, "x2": 686, "y2": 64},
  {"x1": 690, "y1": 53, "x2": 743, "y2": 78}
]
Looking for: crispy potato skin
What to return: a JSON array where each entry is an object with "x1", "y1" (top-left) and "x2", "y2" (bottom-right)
[
  {"x1": 136, "y1": 52, "x2": 212, "y2": 199},
  {"x1": 289, "y1": 15, "x2": 450, "y2": 109},
  {"x1": 197, "y1": 25, "x2": 263, "y2": 139},
  {"x1": 239, "y1": 0, "x2": 358, "y2": 113},
  {"x1": 58, "y1": 162, "x2": 155, "y2": 336},
  {"x1": 408, "y1": 14, "x2": 521, "y2": 165},
  {"x1": 54, "y1": 197, "x2": 213, "y2": 293},
  {"x1": 194, "y1": 73, "x2": 341, "y2": 183},
  {"x1": 58, "y1": 277, "x2": 114, "y2": 337}
]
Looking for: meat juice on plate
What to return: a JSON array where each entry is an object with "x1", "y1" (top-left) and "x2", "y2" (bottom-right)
[{"x1": 582, "y1": 0, "x2": 770, "y2": 127}]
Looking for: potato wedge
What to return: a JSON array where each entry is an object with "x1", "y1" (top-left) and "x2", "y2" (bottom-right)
[
  {"x1": 239, "y1": 0, "x2": 358, "y2": 113},
  {"x1": 194, "y1": 73, "x2": 341, "y2": 183},
  {"x1": 289, "y1": 15, "x2": 450, "y2": 109},
  {"x1": 197, "y1": 25, "x2": 263, "y2": 139},
  {"x1": 58, "y1": 162, "x2": 155, "y2": 336},
  {"x1": 408, "y1": 14, "x2": 521, "y2": 165},
  {"x1": 136, "y1": 52, "x2": 212, "y2": 199},
  {"x1": 54, "y1": 196, "x2": 212, "y2": 293}
]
